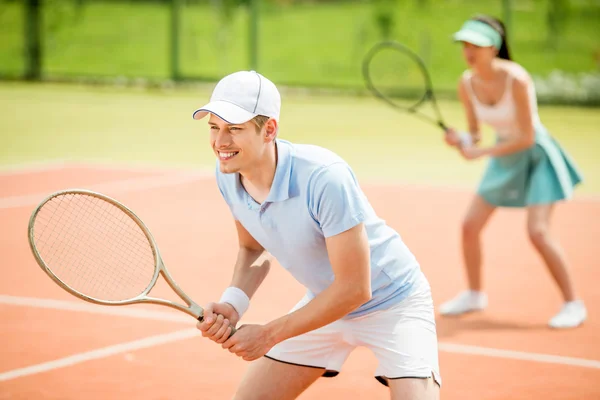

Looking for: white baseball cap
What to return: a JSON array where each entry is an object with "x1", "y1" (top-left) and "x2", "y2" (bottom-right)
[{"x1": 192, "y1": 70, "x2": 281, "y2": 124}]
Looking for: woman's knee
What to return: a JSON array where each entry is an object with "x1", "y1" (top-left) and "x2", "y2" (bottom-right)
[
  {"x1": 462, "y1": 217, "x2": 483, "y2": 240},
  {"x1": 527, "y1": 204, "x2": 554, "y2": 247},
  {"x1": 462, "y1": 196, "x2": 495, "y2": 240},
  {"x1": 528, "y1": 223, "x2": 550, "y2": 247}
]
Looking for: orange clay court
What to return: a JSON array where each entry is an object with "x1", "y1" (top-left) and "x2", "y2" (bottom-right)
[{"x1": 0, "y1": 163, "x2": 598, "y2": 400}]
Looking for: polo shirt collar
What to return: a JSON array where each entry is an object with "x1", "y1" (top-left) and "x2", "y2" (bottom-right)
[{"x1": 233, "y1": 138, "x2": 293, "y2": 205}]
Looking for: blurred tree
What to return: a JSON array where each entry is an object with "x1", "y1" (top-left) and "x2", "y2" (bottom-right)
[
  {"x1": 171, "y1": 0, "x2": 182, "y2": 80},
  {"x1": 23, "y1": 0, "x2": 85, "y2": 80},
  {"x1": 45, "y1": 0, "x2": 84, "y2": 34},
  {"x1": 546, "y1": 0, "x2": 570, "y2": 49},
  {"x1": 372, "y1": 0, "x2": 400, "y2": 40},
  {"x1": 24, "y1": 0, "x2": 42, "y2": 80},
  {"x1": 211, "y1": 0, "x2": 247, "y2": 71},
  {"x1": 416, "y1": 0, "x2": 430, "y2": 66},
  {"x1": 502, "y1": 0, "x2": 511, "y2": 36}
]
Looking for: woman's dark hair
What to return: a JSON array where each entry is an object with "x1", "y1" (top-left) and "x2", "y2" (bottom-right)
[{"x1": 472, "y1": 14, "x2": 512, "y2": 60}]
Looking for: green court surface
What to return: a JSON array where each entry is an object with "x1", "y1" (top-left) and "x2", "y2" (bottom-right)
[{"x1": 1, "y1": 82, "x2": 598, "y2": 195}]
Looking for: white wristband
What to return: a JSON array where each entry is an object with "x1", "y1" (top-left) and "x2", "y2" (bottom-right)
[
  {"x1": 459, "y1": 131, "x2": 473, "y2": 147},
  {"x1": 219, "y1": 286, "x2": 250, "y2": 318}
]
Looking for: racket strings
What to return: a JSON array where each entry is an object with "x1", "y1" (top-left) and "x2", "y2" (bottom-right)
[
  {"x1": 35, "y1": 195, "x2": 153, "y2": 298},
  {"x1": 32, "y1": 193, "x2": 156, "y2": 301},
  {"x1": 366, "y1": 47, "x2": 429, "y2": 107}
]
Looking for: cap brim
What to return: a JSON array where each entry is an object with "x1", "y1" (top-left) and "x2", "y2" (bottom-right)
[
  {"x1": 192, "y1": 100, "x2": 257, "y2": 124},
  {"x1": 452, "y1": 30, "x2": 495, "y2": 47}
]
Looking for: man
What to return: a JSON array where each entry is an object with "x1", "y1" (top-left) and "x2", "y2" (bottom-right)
[{"x1": 193, "y1": 70, "x2": 441, "y2": 400}]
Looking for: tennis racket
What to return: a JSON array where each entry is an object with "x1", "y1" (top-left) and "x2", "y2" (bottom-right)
[
  {"x1": 28, "y1": 189, "x2": 236, "y2": 336},
  {"x1": 362, "y1": 40, "x2": 449, "y2": 132}
]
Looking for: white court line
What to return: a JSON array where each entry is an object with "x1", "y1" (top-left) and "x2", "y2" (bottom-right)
[
  {"x1": 0, "y1": 161, "x2": 598, "y2": 379},
  {"x1": 0, "y1": 169, "x2": 213, "y2": 210},
  {"x1": 43, "y1": 160, "x2": 208, "y2": 175},
  {"x1": 0, "y1": 159, "x2": 205, "y2": 176},
  {"x1": 3, "y1": 160, "x2": 599, "y2": 203},
  {"x1": 362, "y1": 178, "x2": 600, "y2": 203},
  {"x1": 81, "y1": 161, "x2": 211, "y2": 175},
  {"x1": 1, "y1": 294, "x2": 599, "y2": 381},
  {"x1": 438, "y1": 343, "x2": 600, "y2": 370},
  {"x1": 0, "y1": 160, "x2": 70, "y2": 176},
  {"x1": 0, "y1": 295, "x2": 191, "y2": 324},
  {"x1": 0, "y1": 328, "x2": 199, "y2": 382}
]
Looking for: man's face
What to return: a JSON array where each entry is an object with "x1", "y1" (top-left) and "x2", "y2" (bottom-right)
[{"x1": 209, "y1": 114, "x2": 265, "y2": 174}]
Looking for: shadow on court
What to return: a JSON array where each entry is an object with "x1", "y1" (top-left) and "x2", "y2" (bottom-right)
[{"x1": 435, "y1": 316, "x2": 548, "y2": 338}]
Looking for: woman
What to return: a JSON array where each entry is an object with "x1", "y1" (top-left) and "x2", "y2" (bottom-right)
[{"x1": 440, "y1": 15, "x2": 586, "y2": 329}]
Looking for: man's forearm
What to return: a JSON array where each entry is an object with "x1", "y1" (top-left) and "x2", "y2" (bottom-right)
[
  {"x1": 264, "y1": 280, "x2": 370, "y2": 346},
  {"x1": 229, "y1": 248, "x2": 272, "y2": 299}
]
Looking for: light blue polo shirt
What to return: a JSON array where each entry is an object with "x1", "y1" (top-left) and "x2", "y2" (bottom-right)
[{"x1": 215, "y1": 138, "x2": 423, "y2": 318}]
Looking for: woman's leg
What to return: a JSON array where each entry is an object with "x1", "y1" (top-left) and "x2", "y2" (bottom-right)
[
  {"x1": 439, "y1": 195, "x2": 496, "y2": 315},
  {"x1": 462, "y1": 195, "x2": 497, "y2": 292},
  {"x1": 527, "y1": 203, "x2": 586, "y2": 328}
]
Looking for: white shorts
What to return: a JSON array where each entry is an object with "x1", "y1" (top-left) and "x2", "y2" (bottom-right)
[{"x1": 265, "y1": 275, "x2": 442, "y2": 387}]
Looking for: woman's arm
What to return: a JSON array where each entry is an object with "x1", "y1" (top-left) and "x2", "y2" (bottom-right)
[
  {"x1": 458, "y1": 76, "x2": 482, "y2": 144},
  {"x1": 461, "y1": 77, "x2": 536, "y2": 160},
  {"x1": 446, "y1": 75, "x2": 481, "y2": 147}
]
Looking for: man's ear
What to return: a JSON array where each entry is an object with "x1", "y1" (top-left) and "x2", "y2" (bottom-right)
[{"x1": 264, "y1": 118, "x2": 278, "y2": 142}]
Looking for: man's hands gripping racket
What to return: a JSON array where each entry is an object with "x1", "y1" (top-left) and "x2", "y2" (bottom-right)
[
  {"x1": 362, "y1": 40, "x2": 473, "y2": 148},
  {"x1": 27, "y1": 189, "x2": 237, "y2": 339}
]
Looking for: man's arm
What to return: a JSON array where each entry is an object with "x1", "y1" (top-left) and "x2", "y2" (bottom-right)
[
  {"x1": 221, "y1": 222, "x2": 371, "y2": 361},
  {"x1": 230, "y1": 219, "x2": 273, "y2": 300},
  {"x1": 221, "y1": 163, "x2": 373, "y2": 361},
  {"x1": 265, "y1": 222, "x2": 371, "y2": 343},
  {"x1": 198, "y1": 219, "x2": 272, "y2": 342},
  {"x1": 264, "y1": 163, "x2": 372, "y2": 344}
]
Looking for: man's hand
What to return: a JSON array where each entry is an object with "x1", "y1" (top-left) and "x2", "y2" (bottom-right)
[
  {"x1": 221, "y1": 324, "x2": 276, "y2": 361},
  {"x1": 196, "y1": 302, "x2": 239, "y2": 344}
]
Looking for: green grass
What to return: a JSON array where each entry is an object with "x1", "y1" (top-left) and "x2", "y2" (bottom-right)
[
  {"x1": 1, "y1": 0, "x2": 599, "y2": 91},
  {"x1": 1, "y1": 81, "x2": 598, "y2": 196}
]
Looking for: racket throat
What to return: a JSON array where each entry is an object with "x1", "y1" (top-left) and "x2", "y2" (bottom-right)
[{"x1": 189, "y1": 302, "x2": 204, "y2": 321}]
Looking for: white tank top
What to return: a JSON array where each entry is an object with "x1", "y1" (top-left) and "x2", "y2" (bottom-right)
[{"x1": 463, "y1": 62, "x2": 542, "y2": 140}]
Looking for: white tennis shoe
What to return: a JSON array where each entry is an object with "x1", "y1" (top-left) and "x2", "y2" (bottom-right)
[
  {"x1": 438, "y1": 290, "x2": 488, "y2": 316},
  {"x1": 548, "y1": 300, "x2": 587, "y2": 329}
]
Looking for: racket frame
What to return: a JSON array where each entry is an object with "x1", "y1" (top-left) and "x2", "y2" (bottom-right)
[
  {"x1": 28, "y1": 189, "x2": 206, "y2": 322},
  {"x1": 362, "y1": 40, "x2": 448, "y2": 131}
]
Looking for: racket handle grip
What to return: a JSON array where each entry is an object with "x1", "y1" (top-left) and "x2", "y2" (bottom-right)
[
  {"x1": 229, "y1": 325, "x2": 238, "y2": 337},
  {"x1": 197, "y1": 315, "x2": 238, "y2": 337}
]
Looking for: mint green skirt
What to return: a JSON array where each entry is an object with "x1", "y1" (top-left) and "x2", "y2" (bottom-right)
[{"x1": 477, "y1": 125, "x2": 583, "y2": 208}]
